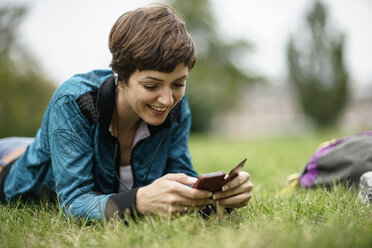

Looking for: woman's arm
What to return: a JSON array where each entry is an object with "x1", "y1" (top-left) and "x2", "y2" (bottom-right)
[{"x1": 48, "y1": 94, "x2": 112, "y2": 220}]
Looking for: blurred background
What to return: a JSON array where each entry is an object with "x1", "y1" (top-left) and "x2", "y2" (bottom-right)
[{"x1": 0, "y1": 0, "x2": 371, "y2": 138}]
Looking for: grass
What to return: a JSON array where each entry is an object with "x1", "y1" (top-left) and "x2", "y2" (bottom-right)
[{"x1": 1, "y1": 131, "x2": 372, "y2": 248}]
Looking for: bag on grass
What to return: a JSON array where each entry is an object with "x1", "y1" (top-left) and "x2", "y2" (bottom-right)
[{"x1": 299, "y1": 131, "x2": 372, "y2": 188}]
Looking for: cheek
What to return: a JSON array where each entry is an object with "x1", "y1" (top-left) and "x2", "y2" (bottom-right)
[
  {"x1": 173, "y1": 89, "x2": 185, "y2": 103},
  {"x1": 136, "y1": 91, "x2": 157, "y2": 105}
]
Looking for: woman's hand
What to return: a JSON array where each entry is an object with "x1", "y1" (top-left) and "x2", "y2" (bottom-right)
[
  {"x1": 136, "y1": 173, "x2": 214, "y2": 216},
  {"x1": 212, "y1": 171, "x2": 253, "y2": 208}
]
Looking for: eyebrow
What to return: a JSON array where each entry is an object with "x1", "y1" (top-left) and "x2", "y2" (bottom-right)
[{"x1": 140, "y1": 75, "x2": 188, "y2": 83}]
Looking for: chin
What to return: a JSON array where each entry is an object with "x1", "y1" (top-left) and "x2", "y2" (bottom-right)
[
  {"x1": 145, "y1": 119, "x2": 167, "y2": 126},
  {"x1": 143, "y1": 115, "x2": 168, "y2": 126}
]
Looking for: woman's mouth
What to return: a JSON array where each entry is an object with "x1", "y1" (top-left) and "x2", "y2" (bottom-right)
[{"x1": 148, "y1": 105, "x2": 167, "y2": 115}]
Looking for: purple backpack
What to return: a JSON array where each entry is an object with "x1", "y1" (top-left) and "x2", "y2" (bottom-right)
[{"x1": 300, "y1": 132, "x2": 372, "y2": 187}]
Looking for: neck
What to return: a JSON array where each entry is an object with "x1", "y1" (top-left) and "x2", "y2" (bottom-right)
[
  {"x1": 111, "y1": 110, "x2": 141, "y2": 138},
  {"x1": 111, "y1": 83, "x2": 143, "y2": 137}
]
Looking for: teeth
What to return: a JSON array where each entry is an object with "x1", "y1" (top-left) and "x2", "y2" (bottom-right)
[{"x1": 150, "y1": 105, "x2": 166, "y2": 111}]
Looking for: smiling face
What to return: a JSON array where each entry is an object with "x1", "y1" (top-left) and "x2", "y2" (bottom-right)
[{"x1": 116, "y1": 64, "x2": 188, "y2": 126}]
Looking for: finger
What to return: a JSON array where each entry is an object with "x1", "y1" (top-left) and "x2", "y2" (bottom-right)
[
  {"x1": 214, "y1": 180, "x2": 253, "y2": 200},
  {"x1": 170, "y1": 193, "x2": 214, "y2": 207},
  {"x1": 163, "y1": 173, "x2": 198, "y2": 185},
  {"x1": 182, "y1": 197, "x2": 214, "y2": 207},
  {"x1": 215, "y1": 191, "x2": 252, "y2": 208},
  {"x1": 221, "y1": 171, "x2": 250, "y2": 192},
  {"x1": 166, "y1": 201, "x2": 208, "y2": 216},
  {"x1": 164, "y1": 192, "x2": 213, "y2": 209},
  {"x1": 170, "y1": 182, "x2": 213, "y2": 199}
]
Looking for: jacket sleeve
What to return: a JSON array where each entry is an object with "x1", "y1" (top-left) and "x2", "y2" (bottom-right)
[
  {"x1": 48, "y1": 94, "x2": 112, "y2": 220},
  {"x1": 165, "y1": 97, "x2": 198, "y2": 177}
]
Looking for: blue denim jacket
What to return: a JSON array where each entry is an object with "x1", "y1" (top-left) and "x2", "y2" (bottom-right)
[{"x1": 1, "y1": 70, "x2": 197, "y2": 220}]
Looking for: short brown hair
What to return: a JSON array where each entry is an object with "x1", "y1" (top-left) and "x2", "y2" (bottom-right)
[{"x1": 109, "y1": 4, "x2": 196, "y2": 81}]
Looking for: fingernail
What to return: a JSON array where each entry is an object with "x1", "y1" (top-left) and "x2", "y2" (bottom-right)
[
  {"x1": 207, "y1": 192, "x2": 213, "y2": 198},
  {"x1": 212, "y1": 194, "x2": 218, "y2": 200},
  {"x1": 222, "y1": 186, "x2": 228, "y2": 191},
  {"x1": 188, "y1": 177, "x2": 197, "y2": 184}
]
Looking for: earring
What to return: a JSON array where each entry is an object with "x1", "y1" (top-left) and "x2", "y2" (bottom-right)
[{"x1": 114, "y1": 73, "x2": 119, "y2": 87}]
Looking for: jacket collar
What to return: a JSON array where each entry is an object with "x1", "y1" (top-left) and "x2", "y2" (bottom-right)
[
  {"x1": 96, "y1": 76, "x2": 182, "y2": 135},
  {"x1": 97, "y1": 76, "x2": 116, "y2": 131}
]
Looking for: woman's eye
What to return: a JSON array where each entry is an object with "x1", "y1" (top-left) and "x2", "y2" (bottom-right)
[
  {"x1": 173, "y1": 82, "x2": 185, "y2": 88},
  {"x1": 144, "y1": 85, "x2": 157, "y2": 90}
]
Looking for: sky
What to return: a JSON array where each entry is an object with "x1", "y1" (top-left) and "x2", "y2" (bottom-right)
[{"x1": 2, "y1": 0, "x2": 372, "y2": 86}]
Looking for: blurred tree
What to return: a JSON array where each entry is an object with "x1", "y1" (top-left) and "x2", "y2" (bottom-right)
[
  {"x1": 287, "y1": 0, "x2": 349, "y2": 127},
  {"x1": 0, "y1": 5, "x2": 55, "y2": 137},
  {"x1": 169, "y1": 0, "x2": 261, "y2": 132}
]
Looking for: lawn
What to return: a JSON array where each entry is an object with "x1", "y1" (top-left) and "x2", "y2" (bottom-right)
[{"x1": 1, "y1": 131, "x2": 372, "y2": 248}]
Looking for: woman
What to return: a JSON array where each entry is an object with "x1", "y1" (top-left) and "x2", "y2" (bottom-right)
[{"x1": 0, "y1": 4, "x2": 253, "y2": 220}]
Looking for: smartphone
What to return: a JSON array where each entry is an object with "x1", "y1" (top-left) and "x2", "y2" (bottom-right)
[
  {"x1": 193, "y1": 158, "x2": 247, "y2": 193},
  {"x1": 192, "y1": 171, "x2": 226, "y2": 193},
  {"x1": 223, "y1": 158, "x2": 247, "y2": 185}
]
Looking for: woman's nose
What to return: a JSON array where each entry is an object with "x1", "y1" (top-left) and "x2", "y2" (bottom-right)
[{"x1": 157, "y1": 88, "x2": 174, "y2": 106}]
